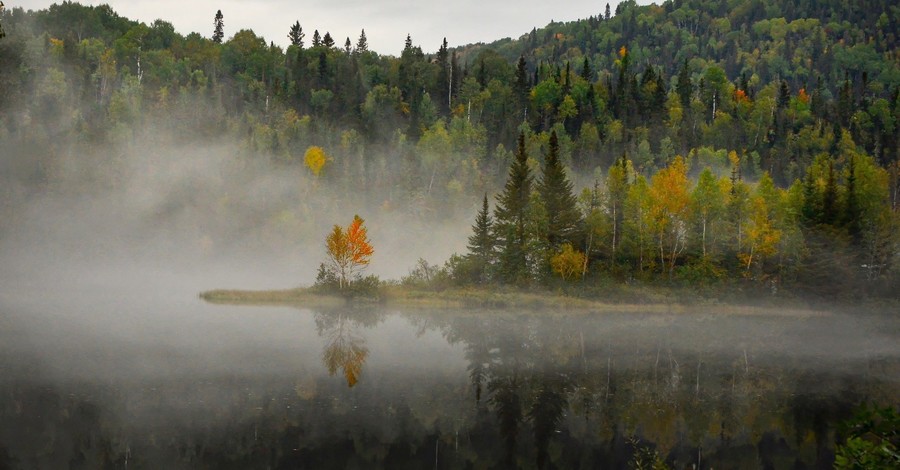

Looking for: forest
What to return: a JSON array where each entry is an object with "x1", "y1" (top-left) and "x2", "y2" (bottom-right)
[{"x1": 1, "y1": 0, "x2": 899, "y2": 298}]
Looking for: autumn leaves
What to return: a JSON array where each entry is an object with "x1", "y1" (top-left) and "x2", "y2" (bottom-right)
[{"x1": 324, "y1": 215, "x2": 374, "y2": 289}]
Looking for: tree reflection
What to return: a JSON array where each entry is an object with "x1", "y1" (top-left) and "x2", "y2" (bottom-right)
[{"x1": 315, "y1": 308, "x2": 383, "y2": 388}]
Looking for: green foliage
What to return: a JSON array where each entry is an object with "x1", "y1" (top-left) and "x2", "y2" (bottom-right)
[
  {"x1": 3, "y1": 0, "x2": 900, "y2": 297},
  {"x1": 834, "y1": 404, "x2": 900, "y2": 469}
]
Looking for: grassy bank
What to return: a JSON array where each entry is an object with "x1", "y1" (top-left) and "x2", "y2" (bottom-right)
[{"x1": 199, "y1": 284, "x2": 830, "y2": 317}]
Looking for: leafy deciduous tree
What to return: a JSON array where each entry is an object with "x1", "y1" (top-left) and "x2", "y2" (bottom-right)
[{"x1": 325, "y1": 215, "x2": 375, "y2": 288}]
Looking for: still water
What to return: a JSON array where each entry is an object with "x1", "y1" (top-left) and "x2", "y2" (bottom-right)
[{"x1": 1, "y1": 268, "x2": 898, "y2": 469}]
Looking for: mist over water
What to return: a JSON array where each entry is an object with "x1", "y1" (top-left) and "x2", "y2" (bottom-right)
[{"x1": 1, "y1": 137, "x2": 897, "y2": 467}]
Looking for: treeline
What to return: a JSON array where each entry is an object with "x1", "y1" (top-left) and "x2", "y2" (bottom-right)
[
  {"x1": 448, "y1": 129, "x2": 897, "y2": 297},
  {"x1": 0, "y1": 1, "x2": 898, "y2": 294}
]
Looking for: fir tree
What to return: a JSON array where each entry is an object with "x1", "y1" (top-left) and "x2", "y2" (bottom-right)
[
  {"x1": 676, "y1": 59, "x2": 692, "y2": 109},
  {"x1": 467, "y1": 194, "x2": 496, "y2": 282},
  {"x1": 212, "y1": 10, "x2": 224, "y2": 44},
  {"x1": 843, "y1": 154, "x2": 862, "y2": 244},
  {"x1": 344, "y1": 37, "x2": 352, "y2": 54},
  {"x1": 288, "y1": 21, "x2": 304, "y2": 47},
  {"x1": 494, "y1": 132, "x2": 534, "y2": 283},
  {"x1": 355, "y1": 29, "x2": 368, "y2": 53},
  {"x1": 822, "y1": 160, "x2": 838, "y2": 225},
  {"x1": 605, "y1": 3, "x2": 611, "y2": 20},
  {"x1": 515, "y1": 56, "x2": 529, "y2": 111},
  {"x1": 323, "y1": 32, "x2": 335, "y2": 48},
  {"x1": 312, "y1": 30, "x2": 321, "y2": 47},
  {"x1": 539, "y1": 130, "x2": 582, "y2": 250}
]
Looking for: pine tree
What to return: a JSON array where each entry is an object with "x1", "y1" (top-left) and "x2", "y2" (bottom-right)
[
  {"x1": 605, "y1": 3, "x2": 611, "y2": 20},
  {"x1": 539, "y1": 131, "x2": 582, "y2": 250},
  {"x1": 467, "y1": 194, "x2": 496, "y2": 282},
  {"x1": 212, "y1": 10, "x2": 224, "y2": 44},
  {"x1": 288, "y1": 21, "x2": 304, "y2": 47},
  {"x1": 404, "y1": 34, "x2": 412, "y2": 51},
  {"x1": 312, "y1": 30, "x2": 321, "y2": 47},
  {"x1": 344, "y1": 37, "x2": 351, "y2": 54},
  {"x1": 323, "y1": 32, "x2": 335, "y2": 48},
  {"x1": 494, "y1": 132, "x2": 534, "y2": 283}
]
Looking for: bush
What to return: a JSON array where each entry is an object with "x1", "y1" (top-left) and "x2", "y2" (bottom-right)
[{"x1": 313, "y1": 262, "x2": 382, "y2": 300}]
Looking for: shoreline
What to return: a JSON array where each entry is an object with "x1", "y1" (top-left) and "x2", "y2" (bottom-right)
[{"x1": 199, "y1": 285, "x2": 834, "y2": 317}]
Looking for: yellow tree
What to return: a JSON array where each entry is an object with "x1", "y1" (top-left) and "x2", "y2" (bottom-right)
[
  {"x1": 550, "y1": 243, "x2": 586, "y2": 281},
  {"x1": 325, "y1": 215, "x2": 374, "y2": 288},
  {"x1": 305, "y1": 145, "x2": 327, "y2": 176},
  {"x1": 648, "y1": 156, "x2": 692, "y2": 278},
  {"x1": 739, "y1": 196, "x2": 781, "y2": 274}
]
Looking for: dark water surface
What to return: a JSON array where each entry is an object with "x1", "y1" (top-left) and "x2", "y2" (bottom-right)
[{"x1": 1, "y1": 267, "x2": 898, "y2": 469}]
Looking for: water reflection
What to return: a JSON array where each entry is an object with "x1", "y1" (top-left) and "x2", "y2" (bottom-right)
[
  {"x1": 315, "y1": 308, "x2": 383, "y2": 387},
  {"x1": 1, "y1": 307, "x2": 897, "y2": 468}
]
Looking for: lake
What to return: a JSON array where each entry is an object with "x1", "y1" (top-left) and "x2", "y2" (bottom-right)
[{"x1": 1, "y1": 265, "x2": 898, "y2": 469}]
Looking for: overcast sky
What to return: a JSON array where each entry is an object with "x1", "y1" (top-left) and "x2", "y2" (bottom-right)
[{"x1": 13, "y1": 0, "x2": 637, "y2": 55}]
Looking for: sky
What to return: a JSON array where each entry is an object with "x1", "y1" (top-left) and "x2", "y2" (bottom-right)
[{"x1": 13, "y1": 0, "x2": 636, "y2": 55}]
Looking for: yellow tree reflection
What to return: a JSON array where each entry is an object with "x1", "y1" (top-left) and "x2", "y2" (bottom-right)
[{"x1": 322, "y1": 314, "x2": 369, "y2": 387}]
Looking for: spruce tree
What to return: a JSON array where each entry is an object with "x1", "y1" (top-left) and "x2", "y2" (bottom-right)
[
  {"x1": 312, "y1": 30, "x2": 321, "y2": 47},
  {"x1": 355, "y1": 30, "x2": 368, "y2": 53},
  {"x1": 467, "y1": 194, "x2": 496, "y2": 282},
  {"x1": 822, "y1": 160, "x2": 838, "y2": 225},
  {"x1": 676, "y1": 59, "x2": 692, "y2": 108},
  {"x1": 323, "y1": 32, "x2": 335, "y2": 48},
  {"x1": 494, "y1": 132, "x2": 533, "y2": 283},
  {"x1": 539, "y1": 130, "x2": 582, "y2": 250},
  {"x1": 212, "y1": 10, "x2": 224, "y2": 44},
  {"x1": 288, "y1": 21, "x2": 304, "y2": 47},
  {"x1": 843, "y1": 154, "x2": 862, "y2": 244}
]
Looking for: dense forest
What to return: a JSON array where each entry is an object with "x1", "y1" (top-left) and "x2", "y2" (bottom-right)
[{"x1": 1, "y1": 0, "x2": 899, "y2": 297}]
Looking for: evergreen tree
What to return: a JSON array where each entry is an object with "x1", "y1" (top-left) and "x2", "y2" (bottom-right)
[
  {"x1": 801, "y1": 168, "x2": 820, "y2": 225},
  {"x1": 404, "y1": 33, "x2": 412, "y2": 51},
  {"x1": 515, "y1": 56, "x2": 529, "y2": 112},
  {"x1": 777, "y1": 80, "x2": 790, "y2": 109},
  {"x1": 355, "y1": 29, "x2": 368, "y2": 53},
  {"x1": 843, "y1": 154, "x2": 862, "y2": 243},
  {"x1": 494, "y1": 132, "x2": 534, "y2": 283},
  {"x1": 676, "y1": 59, "x2": 692, "y2": 109},
  {"x1": 436, "y1": 38, "x2": 450, "y2": 114},
  {"x1": 312, "y1": 29, "x2": 321, "y2": 47},
  {"x1": 467, "y1": 194, "x2": 496, "y2": 282},
  {"x1": 539, "y1": 130, "x2": 582, "y2": 250},
  {"x1": 323, "y1": 32, "x2": 335, "y2": 48},
  {"x1": 288, "y1": 21, "x2": 304, "y2": 47},
  {"x1": 212, "y1": 10, "x2": 224, "y2": 44},
  {"x1": 344, "y1": 37, "x2": 351, "y2": 54},
  {"x1": 822, "y1": 159, "x2": 838, "y2": 225},
  {"x1": 605, "y1": 2, "x2": 611, "y2": 20}
]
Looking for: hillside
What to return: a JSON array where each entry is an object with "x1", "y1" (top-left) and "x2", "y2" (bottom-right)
[{"x1": 0, "y1": 0, "x2": 898, "y2": 296}]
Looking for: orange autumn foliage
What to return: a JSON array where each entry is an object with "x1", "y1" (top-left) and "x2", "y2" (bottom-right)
[{"x1": 325, "y1": 215, "x2": 374, "y2": 288}]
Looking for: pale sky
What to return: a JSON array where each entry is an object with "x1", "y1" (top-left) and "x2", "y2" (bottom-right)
[{"x1": 12, "y1": 0, "x2": 638, "y2": 55}]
